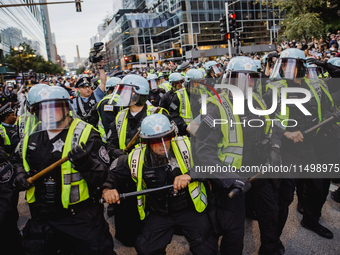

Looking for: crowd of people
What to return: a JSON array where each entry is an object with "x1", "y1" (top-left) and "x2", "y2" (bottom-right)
[{"x1": 0, "y1": 38, "x2": 340, "y2": 255}]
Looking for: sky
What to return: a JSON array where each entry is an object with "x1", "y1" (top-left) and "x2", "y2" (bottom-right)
[{"x1": 47, "y1": 0, "x2": 113, "y2": 64}]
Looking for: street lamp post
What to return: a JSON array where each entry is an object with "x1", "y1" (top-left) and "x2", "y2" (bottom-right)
[{"x1": 14, "y1": 45, "x2": 24, "y2": 85}]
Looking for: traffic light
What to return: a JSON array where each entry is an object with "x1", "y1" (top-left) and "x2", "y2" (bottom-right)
[
  {"x1": 124, "y1": 57, "x2": 128, "y2": 61},
  {"x1": 225, "y1": 33, "x2": 232, "y2": 40},
  {"x1": 219, "y1": 15, "x2": 227, "y2": 41},
  {"x1": 75, "y1": 0, "x2": 82, "y2": 12},
  {"x1": 229, "y1": 13, "x2": 236, "y2": 33}
]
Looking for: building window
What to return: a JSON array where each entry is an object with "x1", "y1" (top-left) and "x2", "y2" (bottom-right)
[
  {"x1": 198, "y1": 1, "x2": 204, "y2": 10},
  {"x1": 191, "y1": 1, "x2": 198, "y2": 10},
  {"x1": 192, "y1": 14, "x2": 199, "y2": 22},
  {"x1": 199, "y1": 13, "x2": 206, "y2": 21}
]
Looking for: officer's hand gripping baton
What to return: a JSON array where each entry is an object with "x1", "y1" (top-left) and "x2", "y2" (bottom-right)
[
  {"x1": 228, "y1": 171, "x2": 263, "y2": 199},
  {"x1": 27, "y1": 156, "x2": 69, "y2": 184},
  {"x1": 100, "y1": 184, "x2": 174, "y2": 203}
]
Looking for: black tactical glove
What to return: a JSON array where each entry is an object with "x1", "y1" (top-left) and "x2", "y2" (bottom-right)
[
  {"x1": 230, "y1": 178, "x2": 251, "y2": 195},
  {"x1": 68, "y1": 142, "x2": 89, "y2": 167},
  {"x1": 332, "y1": 109, "x2": 340, "y2": 122},
  {"x1": 306, "y1": 58, "x2": 326, "y2": 68},
  {"x1": 13, "y1": 171, "x2": 32, "y2": 191},
  {"x1": 269, "y1": 146, "x2": 281, "y2": 167}
]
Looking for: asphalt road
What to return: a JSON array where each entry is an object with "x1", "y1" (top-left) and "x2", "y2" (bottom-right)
[{"x1": 17, "y1": 184, "x2": 340, "y2": 255}]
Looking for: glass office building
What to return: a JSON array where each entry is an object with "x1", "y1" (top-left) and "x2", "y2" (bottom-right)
[
  {"x1": 99, "y1": 0, "x2": 282, "y2": 69},
  {"x1": 0, "y1": 0, "x2": 48, "y2": 64}
]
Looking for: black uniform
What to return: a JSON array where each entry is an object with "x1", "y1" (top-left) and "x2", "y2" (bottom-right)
[
  {"x1": 149, "y1": 88, "x2": 166, "y2": 107},
  {"x1": 0, "y1": 149, "x2": 24, "y2": 255},
  {"x1": 12, "y1": 124, "x2": 114, "y2": 255},
  {"x1": 263, "y1": 78, "x2": 336, "y2": 237},
  {"x1": 194, "y1": 99, "x2": 252, "y2": 255},
  {"x1": 75, "y1": 93, "x2": 97, "y2": 120},
  {"x1": 96, "y1": 98, "x2": 122, "y2": 134},
  {"x1": 103, "y1": 150, "x2": 218, "y2": 255},
  {"x1": 105, "y1": 105, "x2": 168, "y2": 246},
  {"x1": 159, "y1": 89, "x2": 188, "y2": 136},
  {"x1": 2, "y1": 123, "x2": 20, "y2": 155}
]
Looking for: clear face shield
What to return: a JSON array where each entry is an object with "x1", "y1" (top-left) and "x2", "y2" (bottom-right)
[
  {"x1": 189, "y1": 79, "x2": 205, "y2": 95},
  {"x1": 212, "y1": 65, "x2": 223, "y2": 77},
  {"x1": 108, "y1": 84, "x2": 140, "y2": 107},
  {"x1": 228, "y1": 72, "x2": 258, "y2": 99},
  {"x1": 306, "y1": 67, "x2": 323, "y2": 79},
  {"x1": 172, "y1": 80, "x2": 184, "y2": 90},
  {"x1": 270, "y1": 58, "x2": 305, "y2": 80},
  {"x1": 142, "y1": 134, "x2": 173, "y2": 168},
  {"x1": 27, "y1": 100, "x2": 76, "y2": 135},
  {"x1": 149, "y1": 79, "x2": 158, "y2": 91}
]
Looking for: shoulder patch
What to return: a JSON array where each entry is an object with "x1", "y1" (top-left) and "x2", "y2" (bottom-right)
[
  {"x1": 170, "y1": 103, "x2": 178, "y2": 110},
  {"x1": 106, "y1": 130, "x2": 112, "y2": 139},
  {"x1": 203, "y1": 114, "x2": 215, "y2": 128},
  {"x1": 99, "y1": 146, "x2": 110, "y2": 164},
  {"x1": 104, "y1": 105, "x2": 114, "y2": 112},
  {"x1": 0, "y1": 163, "x2": 13, "y2": 183},
  {"x1": 110, "y1": 158, "x2": 119, "y2": 170}
]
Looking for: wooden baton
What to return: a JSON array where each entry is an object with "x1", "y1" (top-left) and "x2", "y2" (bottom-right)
[{"x1": 27, "y1": 156, "x2": 69, "y2": 184}]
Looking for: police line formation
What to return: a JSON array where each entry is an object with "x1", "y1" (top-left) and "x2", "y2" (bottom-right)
[{"x1": 1, "y1": 48, "x2": 340, "y2": 255}]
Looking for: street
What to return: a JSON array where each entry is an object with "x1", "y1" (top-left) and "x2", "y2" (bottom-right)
[{"x1": 17, "y1": 184, "x2": 340, "y2": 255}]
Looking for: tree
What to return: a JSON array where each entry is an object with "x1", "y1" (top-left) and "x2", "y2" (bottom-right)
[
  {"x1": 4, "y1": 43, "x2": 65, "y2": 76},
  {"x1": 76, "y1": 66, "x2": 85, "y2": 75},
  {"x1": 261, "y1": 0, "x2": 338, "y2": 41}
]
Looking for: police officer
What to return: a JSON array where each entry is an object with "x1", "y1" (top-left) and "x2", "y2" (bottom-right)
[
  {"x1": 160, "y1": 72, "x2": 189, "y2": 136},
  {"x1": 308, "y1": 57, "x2": 340, "y2": 106},
  {"x1": 0, "y1": 149, "x2": 24, "y2": 255},
  {"x1": 225, "y1": 57, "x2": 281, "y2": 255},
  {"x1": 12, "y1": 86, "x2": 115, "y2": 255},
  {"x1": 3, "y1": 84, "x2": 18, "y2": 104},
  {"x1": 106, "y1": 74, "x2": 168, "y2": 246},
  {"x1": 0, "y1": 103, "x2": 19, "y2": 155},
  {"x1": 194, "y1": 57, "x2": 277, "y2": 255},
  {"x1": 88, "y1": 77, "x2": 122, "y2": 142},
  {"x1": 263, "y1": 48, "x2": 337, "y2": 245},
  {"x1": 147, "y1": 74, "x2": 166, "y2": 107},
  {"x1": 204, "y1": 61, "x2": 223, "y2": 90},
  {"x1": 158, "y1": 72, "x2": 172, "y2": 92},
  {"x1": 180, "y1": 61, "x2": 190, "y2": 77},
  {"x1": 73, "y1": 76, "x2": 105, "y2": 121},
  {"x1": 102, "y1": 114, "x2": 218, "y2": 255}
]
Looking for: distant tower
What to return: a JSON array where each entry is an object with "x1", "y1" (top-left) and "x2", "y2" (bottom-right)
[{"x1": 76, "y1": 45, "x2": 81, "y2": 65}]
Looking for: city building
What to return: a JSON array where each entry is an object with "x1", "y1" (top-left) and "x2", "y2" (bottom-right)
[
  {"x1": 94, "y1": 0, "x2": 283, "y2": 70},
  {"x1": 0, "y1": 0, "x2": 49, "y2": 61},
  {"x1": 40, "y1": 0, "x2": 57, "y2": 63}
]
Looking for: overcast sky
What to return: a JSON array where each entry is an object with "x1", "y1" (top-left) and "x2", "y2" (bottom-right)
[{"x1": 47, "y1": 0, "x2": 113, "y2": 63}]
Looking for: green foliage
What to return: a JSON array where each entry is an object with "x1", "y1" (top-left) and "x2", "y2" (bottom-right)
[
  {"x1": 260, "y1": 0, "x2": 339, "y2": 41},
  {"x1": 76, "y1": 66, "x2": 85, "y2": 75},
  {"x1": 4, "y1": 42, "x2": 65, "y2": 75}
]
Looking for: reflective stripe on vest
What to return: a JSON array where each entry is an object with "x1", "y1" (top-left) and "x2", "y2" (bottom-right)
[
  {"x1": 175, "y1": 88, "x2": 192, "y2": 125},
  {"x1": 266, "y1": 78, "x2": 334, "y2": 129},
  {"x1": 159, "y1": 82, "x2": 171, "y2": 92},
  {"x1": 24, "y1": 119, "x2": 92, "y2": 208},
  {"x1": 252, "y1": 93, "x2": 271, "y2": 135},
  {"x1": 0, "y1": 125, "x2": 10, "y2": 146},
  {"x1": 128, "y1": 136, "x2": 207, "y2": 220},
  {"x1": 115, "y1": 106, "x2": 167, "y2": 150},
  {"x1": 207, "y1": 93, "x2": 243, "y2": 169}
]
